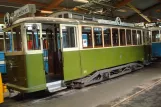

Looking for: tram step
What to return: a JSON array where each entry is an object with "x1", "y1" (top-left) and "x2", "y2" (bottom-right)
[{"x1": 46, "y1": 80, "x2": 67, "y2": 93}]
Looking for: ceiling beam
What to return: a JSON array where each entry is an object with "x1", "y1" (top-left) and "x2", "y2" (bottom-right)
[
  {"x1": 127, "y1": 3, "x2": 151, "y2": 22},
  {"x1": 115, "y1": 0, "x2": 132, "y2": 8},
  {"x1": 44, "y1": 0, "x2": 64, "y2": 11},
  {"x1": 127, "y1": 3, "x2": 161, "y2": 21},
  {"x1": 1, "y1": 0, "x2": 47, "y2": 7}
]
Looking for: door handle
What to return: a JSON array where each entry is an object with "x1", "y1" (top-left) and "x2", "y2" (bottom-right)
[{"x1": 10, "y1": 65, "x2": 18, "y2": 68}]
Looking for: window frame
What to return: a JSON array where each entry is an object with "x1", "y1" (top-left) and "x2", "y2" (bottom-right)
[
  {"x1": 111, "y1": 27, "x2": 119, "y2": 47},
  {"x1": 103, "y1": 27, "x2": 112, "y2": 47},
  {"x1": 0, "y1": 32, "x2": 4, "y2": 51},
  {"x1": 80, "y1": 25, "x2": 145, "y2": 50},
  {"x1": 4, "y1": 29, "x2": 12, "y2": 52},
  {"x1": 93, "y1": 26, "x2": 103, "y2": 48},
  {"x1": 119, "y1": 28, "x2": 126, "y2": 46},
  {"x1": 136, "y1": 30, "x2": 143, "y2": 45},
  {"x1": 151, "y1": 30, "x2": 160, "y2": 43},
  {"x1": 12, "y1": 25, "x2": 23, "y2": 52},
  {"x1": 132, "y1": 29, "x2": 137, "y2": 45},
  {"x1": 3, "y1": 24, "x2": 24, "y2": 53},
  {"x1": 126, "y1": 29, "x2": 132, "y2": 46},
  {"x1": 60, "y1": 24, "x2": 79, "y2": 51},
  {"x1": 23, "y1": 23, "x2": 43, "y2": 54},
  {"x1": 81, "y1": 25, "x2": 94, "y2": 49}
]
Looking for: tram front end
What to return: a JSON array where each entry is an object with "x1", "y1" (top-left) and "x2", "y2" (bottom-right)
[{"x1": 4, "y1": 23, "x2": 47, "y2": 93}]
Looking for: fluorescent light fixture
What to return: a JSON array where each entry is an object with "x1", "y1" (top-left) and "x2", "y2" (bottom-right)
[
  {"x1": 117, "y1": 9, "x2": 127, "y2": 13},
  {"x1": 73, "y1": 0, "x2": 89, "y2": 3},
  {"x1": 41, "y1": 10, "x2": 53, "y2": 14}
]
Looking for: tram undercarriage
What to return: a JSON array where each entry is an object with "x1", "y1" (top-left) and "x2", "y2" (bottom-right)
[
  {"x1": 66, "y1": 62, "x2": 144, "y2": 89},
  {"x1": 45, "y1": 62, "x2": 144, "y2": 92}
]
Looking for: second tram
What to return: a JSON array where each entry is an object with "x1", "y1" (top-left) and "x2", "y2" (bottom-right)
[{"x1": 148, "y1": 27, "x2": 161, "y2": 58}]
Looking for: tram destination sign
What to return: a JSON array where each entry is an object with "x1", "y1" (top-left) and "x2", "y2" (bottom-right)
[{"x1": 14, "y1": 4, "x2": 36, "y2": 18}]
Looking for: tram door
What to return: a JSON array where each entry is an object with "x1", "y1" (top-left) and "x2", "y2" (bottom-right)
[
  {"x1": 42, "y1": 24, "x2": 63, "y2": 82},
  {"x1": 144, "y1": 30, "x2": 151, "y2": 62}
]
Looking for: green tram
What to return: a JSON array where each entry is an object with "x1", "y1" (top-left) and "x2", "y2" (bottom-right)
[{"x1": 3, "y1": 17, "x2": 150, "y2": 93}]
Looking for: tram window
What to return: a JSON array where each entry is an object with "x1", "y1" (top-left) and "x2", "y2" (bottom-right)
[
  {"x1": 152, "y1": 30, "x2": 160, "y2": 42},
  {"x1": 126, "y1": 29, "x2": 132, "y2": 45},
  {"x1": 112, "y1": 28, "x2": 119, "y2": 46},
  {"x1": 93, "y1": 27, "x2": 102, "y2": 47},
  {"x1": 58, "y1": 15, "x2": 62, "y2": 18},
  {"x1": 4, "y1": 31, "x2": 12, "y2": 52},
  {"x1": 137, "y1": 30, "x2": 142, "y2": 45},
  {"x1": 103, "y1": 28, "x2": 111, "y2": 47},
  {"x1": 82, "y1": 26, "x2": 93, "y2": 48},
  {"x1": 0, "y1": 35, "x2": 4, "y2": 51},
  {"x1": 120, "y1": 29, "x2": 126, "y2": 46},
  {"x1": 62, "y1": 26, "x2": 77, "y2": 48},
  {"x1": 26, "y1": 24, "x2": 41, "y2": 50},
  {"x1": 143, "y1": 31, "x2": 146, "y2": 44},
  {"x1": 12, "y1": 26, "x2": 22, "y2": 51},
  {"x1": 132, "y1": 30, "x2": 137, "y2": 45},
  {"x1": 42, "y1": 33, "x2": 48, "y2": 49},
  {"x1": 64, "y1": 14, "x2": 69, "y2": 18},
  {"x1": 42, "y1": 24, "x2": 61, "y2": 51}
]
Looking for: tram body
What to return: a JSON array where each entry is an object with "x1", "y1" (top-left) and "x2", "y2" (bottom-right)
[
  {"x1": 3, "y1": 17, "x2": 150, "y2": 93},
  {"x1": 148, "y1": 27, "x2": 161, "y2": 57}
]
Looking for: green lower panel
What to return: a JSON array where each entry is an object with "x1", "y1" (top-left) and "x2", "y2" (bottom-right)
[
  {"x1": 25, "y1": 54, "x2": 46, "y2": 92},
  {"x1": 63, "y1": 46, "x2": 144, "y2": 81},
  {"x1": 63, "y1": 51, "x2": 82, "y2": 81},
  {"x1": 80, "y1": 46, "x2": 144, "y2": 76}
]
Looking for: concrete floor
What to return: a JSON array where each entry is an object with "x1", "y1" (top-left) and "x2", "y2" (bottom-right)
[
  {"x1": 118, "y1": 83, "x2": 161, "y2": 107},
  {"x1": 1, "y1": 62, "x2": 161, "y2": 107}
]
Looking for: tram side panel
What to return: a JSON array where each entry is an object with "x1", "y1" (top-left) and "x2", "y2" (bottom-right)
[
  {"x1": 150, "y1": 29, "x2": 161, "y2": 58},
  {"x1": 152, "y1": 42, "x2": 161, "y2": 57},
  {"x1": 63, "y1": 46, "x2": 144, "y2": 81},
  {"x1": 0, "y1": 31, "x2": 6, "y2": 74},
  {"x1": 0, "y1": 52, "x2": 6, "y2": 74},
  {"x1": 63, "y1": 51, "x2": 82, "y2": 81}
]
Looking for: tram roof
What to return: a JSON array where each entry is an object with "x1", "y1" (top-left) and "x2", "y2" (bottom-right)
[
  {"x1": 147, "y1": 27, "x2": 161, "y2": 30},
  {"x1": 7, "y1": 17, "x2": 145, "y2": 30}
]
